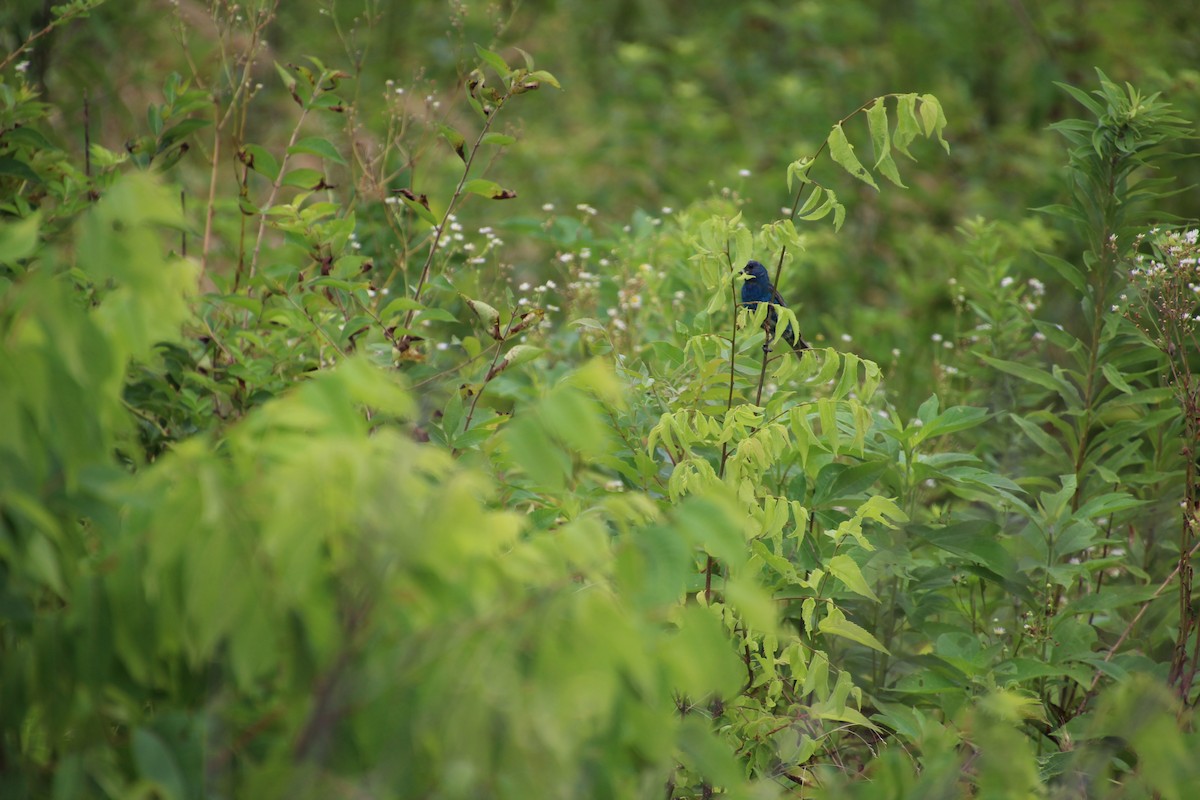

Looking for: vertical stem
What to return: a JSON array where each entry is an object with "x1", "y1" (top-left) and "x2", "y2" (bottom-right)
[{"x1": 201, "y1": 98, "x2": 221, "y2": 278}]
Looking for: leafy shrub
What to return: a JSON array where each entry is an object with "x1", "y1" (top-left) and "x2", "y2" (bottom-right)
[{"x1": 3, "y1": 5, "x2": 1200, "y2": 799}]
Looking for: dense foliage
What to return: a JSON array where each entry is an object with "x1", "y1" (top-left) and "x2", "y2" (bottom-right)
[{"x1": 2, "y1": 1, "x2": 1199, "y2": 798}]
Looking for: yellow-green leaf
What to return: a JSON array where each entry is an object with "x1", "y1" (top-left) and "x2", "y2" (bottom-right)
[
  {"x1": 463, "y1": 179, "x2": 517, "y2": 200},
  {"x1": 827, "y1": 123, "x2": 877, "y2": 190},
  {"x1": 828, "y1": 554, "x2": 879, "y2": 602},
  {"x1": 818, "y1": 605, "x2": 890, "y2": 654}
]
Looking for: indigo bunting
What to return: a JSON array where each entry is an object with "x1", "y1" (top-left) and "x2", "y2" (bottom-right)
[{"x1": 740, "y1": 260, "x2": 809, "y2": 354}]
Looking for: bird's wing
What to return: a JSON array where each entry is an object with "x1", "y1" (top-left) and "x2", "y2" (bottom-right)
[{"x1": 770, "y1": 287, "x2": 788, "y2": 307}]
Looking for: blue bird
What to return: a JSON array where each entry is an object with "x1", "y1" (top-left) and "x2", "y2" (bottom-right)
[{"x1": 740, "y1": 260, "x2": 809, "y2": 354}]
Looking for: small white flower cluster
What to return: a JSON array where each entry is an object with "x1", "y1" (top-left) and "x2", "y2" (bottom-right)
[
  {"x1": 994, "y1": 273, "x2": 1047, "y2": 314},
  {"x1": 1125, "y1": 226, "x2": 1200, "y2": 328}
]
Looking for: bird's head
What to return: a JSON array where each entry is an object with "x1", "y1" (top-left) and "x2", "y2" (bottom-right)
[{"x1": 743, "y1": 260, "x2": 770, "y2": 282}]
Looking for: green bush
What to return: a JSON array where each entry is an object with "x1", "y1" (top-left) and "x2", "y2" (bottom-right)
[{"x1": 3, "y1": 3, "x2": 1200, "y2": 798}]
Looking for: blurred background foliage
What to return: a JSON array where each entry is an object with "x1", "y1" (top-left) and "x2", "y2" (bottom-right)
[{"x1": 8, "y1": 0, "x2": 1198, "y2": 401}]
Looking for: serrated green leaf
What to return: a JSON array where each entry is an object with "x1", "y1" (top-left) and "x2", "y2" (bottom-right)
[
  {"x1": 828, "y1": 554, "x2": 879, "y2": 602},
  {"x1": 866, "y1": 98, "x2": 905, "y2": 187},
  {"x1": 828, "y1": 123, "x2": 878, "y2": 190},
  {"x1": 818, "y1": 605, "x2": 890, "y2": 654},
  {"x1": 918, "y1": 94, "x2": 950, "y2": 153},
  {"x1": 893, "y1": 93, "x2": 920, "y2": 159}
]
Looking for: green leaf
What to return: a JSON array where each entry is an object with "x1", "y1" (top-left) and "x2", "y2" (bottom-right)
[
  {"x1": 866, "y1": 98, "x2": 905, "y2": 187},
  {"x1": 504, "y1": 415, "x2": 569, "y2": 491},
  {"x1": 725, "y1": 574, "x2": 778, "y2": 633},
  {"x1": 914, "y1": 404, "x2": 989, "y2": 445},
  {"x1": 526, "y1": 69, "x2": 562, "y2": 89},
  {"x1": 1100, "y1": 362, "x2": 1134, "y2": 395},
  {"x1": 1035, "y1": 251, "x2": 1087, "y2": 293},
  {"x1": 918, "y1": 93, "x2": 950, "y2": 152},
  {"x1": 668, "y1": 606, "x2": 746, "y2": 702},
  {"x1": 463, "y1": 179, "x2": 517, "y2": 200},
  {"x1": 287, "y1": 136, "x2": 347, "y2": 165},
  {"x1": 893, "y1": 93, "x2": 921, "y2": 159},
  {"x1": 463, "y1": 296, "x2": 501, "y2": 337},
  {"x1": 675, "y1": 495, "x2": 747, "y2": 569},
  {"x1": 159, "y1": 117, "x2": 211, "y2": 147},
  {"x1": 818, "y1": 605, "x2": 890, "y2": 654},
  {"x1": 828, "y1": 554, "x2": 879, "y2": 602},
  {"x1": 828, "y1": 123, "x2": 878, "y2": 190},
  {"x1": 240, "y1": 144, "x2": 279, "y2": 180},
  {"x1": 399, "y1": 193, "x2": 438, "y2": 225},
  {"x1": 979, "y1": 354, "x2": 1078, "y2": 406},
  {"x1": 132, "y1": 728, "x2": 187, "y2": 800},
  {"x1": 0, "y1": 212, "x2": 41, "y2": 262},
  {"x1": 1010, "y1": 413, "x2": 1069, "y2": 460},
  {"x1": 482, "y1": 132, "x2": 516, "y2": 146},
  {"x1": 911, "y1": 520, "x2": 1023, "y2": 585},
  {"x1": 281, "y1": 168, "x2": 325, "y2": 189},
  {"x1": 502, "y1": 343, "x2": 543, "y2": 369},
  {"x1": 437, "y1": 124, "x2": 467, "y2": 162},
  {"x1": 475, "y1": 44, "x2": 511, "y2": 79}
]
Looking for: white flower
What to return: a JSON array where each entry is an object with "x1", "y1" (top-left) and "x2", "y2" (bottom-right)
[
  {"x1": 518, "y1": 282, "x2": 531, "y2": 291},
  {"x1": 1000, "y1": 276, "x2": 1014, "y2": 288},
  {"x1": 542, "y1": 203, "x2": 555, "y2": 212},
  {"x1": 738, "y1": 168, "x2": 751, "y2": 177},
  {"x1": 931, "y1": 333, "x2": 943, "y2": 342}
]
